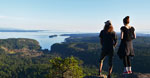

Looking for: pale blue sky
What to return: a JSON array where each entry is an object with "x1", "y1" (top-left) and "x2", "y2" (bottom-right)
[{"x1": 0, "y1": 0, "x2": 150, "y2": 32}]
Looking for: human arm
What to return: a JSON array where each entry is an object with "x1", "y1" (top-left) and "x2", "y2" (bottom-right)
[
  {"x1": 133, "y1": 32, "x2": 136, "y2": 39},
  {"x1": 99, "y1": 31, "x2": 103, "y2": 47},
  {"x1": 132, "y1": 27, "x2": 136, "y2": 39},
  {"x1": 100, "y1": 38, "x2": 103, "y2": 46},
  {"x1": 114, "y1": 32, "x2": 118, "y2": 47},
  {"x1": 121, "y1": 30, "x2": 124, "y2": 40}
]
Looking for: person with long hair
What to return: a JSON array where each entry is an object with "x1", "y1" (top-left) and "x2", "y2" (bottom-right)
[
  {"x1": 99, "y1": 20, "x2": 117, "y2": 78},
  {"x1": 117, "y1": 16, "x2": 136, "y2": 74}
]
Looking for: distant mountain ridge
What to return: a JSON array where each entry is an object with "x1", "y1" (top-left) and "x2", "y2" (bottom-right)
[
  {"x1": 0, "y1": 29, "x2": 44, "y2": 32},
  {"x1": 0, "y1": 27, "x2": 46, "y2": 32}
]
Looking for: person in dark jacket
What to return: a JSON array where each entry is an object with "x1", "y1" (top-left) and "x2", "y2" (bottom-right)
[
  {"x1": 99, "y1": 20, "x2": 117, "y2": 78},
  {"x1": 117, "y1": 16, "x2": 136, "y2": 74}
]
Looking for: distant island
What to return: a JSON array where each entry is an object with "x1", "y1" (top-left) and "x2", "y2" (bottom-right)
[{"x1": 49, "y1": 35, "x2": 58, "y2": 38}]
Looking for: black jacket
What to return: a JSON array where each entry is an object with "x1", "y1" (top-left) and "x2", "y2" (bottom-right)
[{"x1": 99, "y1": 30, "x2": 117, "y2": 54}]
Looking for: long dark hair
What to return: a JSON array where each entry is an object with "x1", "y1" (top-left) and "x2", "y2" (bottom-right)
[{"x1": 104, "y1": 24, "x2": 114, "y2": 32}]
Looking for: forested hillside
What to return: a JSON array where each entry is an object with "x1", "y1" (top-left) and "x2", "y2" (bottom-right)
[
  {"x1": 0, "y1": 34, "x2": 150, "y2": 78},
  {"x1": 0, "y1": 38, "x2": 52, "y2": 78},
  {"x1": 0, "y1": 38, "x2": 85, "y2": 78}
]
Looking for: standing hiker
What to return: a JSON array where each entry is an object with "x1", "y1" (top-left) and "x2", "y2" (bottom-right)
[
  {"x1": 117, "y1": 16, "x2": 136, "y2": 74},
  {"x1": 99, "y1": 20, "x2": 117, "y2": 78}
]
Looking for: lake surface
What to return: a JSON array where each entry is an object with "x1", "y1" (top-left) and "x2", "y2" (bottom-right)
[{"x1": 0, "y1": 31, "x2": 70, "y2": 50}]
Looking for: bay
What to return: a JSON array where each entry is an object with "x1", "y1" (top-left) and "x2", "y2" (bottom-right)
[{"x1": 0, "y1": 31, "x2": 70, "y2": 50}]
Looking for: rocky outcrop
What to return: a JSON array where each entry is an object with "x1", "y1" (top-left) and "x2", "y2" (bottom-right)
[
  {"x1": 135, "y1": 73, "x2": 150, "y2": 78},
  {"x1": 118, "y1": 73, "x2": 150, "y2": 78},
  {"x1": 83, "y1": 73, "x2": 150, "y2": 78}
]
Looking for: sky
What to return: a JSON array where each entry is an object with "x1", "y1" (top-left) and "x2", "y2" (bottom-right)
[{"x1": 0, "y1": 0, "x2": 150, "y2": 33}]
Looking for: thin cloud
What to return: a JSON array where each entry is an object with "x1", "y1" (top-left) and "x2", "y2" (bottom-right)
[
  {"x1": 0, "y1": 16, "x2": 8, "y2": 18},
  {"x1": 0, "y1": 15, "x2": 25, "y2": 20}
]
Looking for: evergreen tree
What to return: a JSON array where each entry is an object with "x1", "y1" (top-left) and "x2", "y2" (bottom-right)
[{"x1": 48, "y1": 56, "x2": 84, "y2": 78}]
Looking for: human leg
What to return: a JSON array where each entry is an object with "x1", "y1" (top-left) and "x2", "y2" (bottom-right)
[
  {"x1": 127, "y1": 56, "x2": 132, "y2": 74},
  {"x1": 107, "y1": 55, "x2": 113, "y2": 78},
  {"x1": 99, "y1": 52, "x2": 106, "y2": 76},
  {"x1": 108, "y1": 55, "x2": 113, "y2": 75},
  {"x1": 123, "y1": 56, "x2": 132, "y2": 74},
  {"x1": 123, "y1": 56, "x2": 129, "y2": 74},
  {"x1": 127, "y1": 56, "x2": 131, "y2": 67}
]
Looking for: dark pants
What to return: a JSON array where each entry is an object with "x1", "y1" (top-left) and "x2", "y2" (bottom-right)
[
  {"x1": 99, "y1": 51, "x2": 113, "y2": 67},
  {"x1": 123, "y1": 56, "x2": 131, "y2": 67}
]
